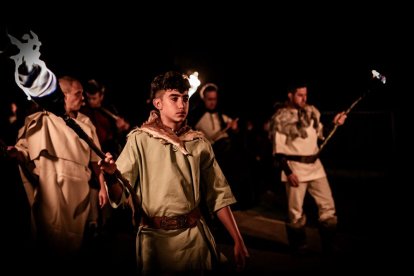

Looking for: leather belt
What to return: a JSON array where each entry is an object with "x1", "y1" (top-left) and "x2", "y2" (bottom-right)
[
  {"x1": 275, "y1": 153, "x2": 318, "y2": 164},
  {"x1": 142, "y1": 207, "x2": 201, "y2": 230}
]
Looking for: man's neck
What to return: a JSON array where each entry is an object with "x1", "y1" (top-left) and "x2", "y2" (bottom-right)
[
  {"x1": 206, "y1": 107, "x2": 217, "y2": 114},
  {"x1": 287, "y1": 102, "x2": 306, "y2": 110},
  {"x1": 167, "y1": 123, "x2": 183, "y2": 133},
  {"x1": 67, "y1": 111, "x2": 78, "y2": 119},
  {"x1": 160, "y1": 119, "x2": 182, "y2": 133}
]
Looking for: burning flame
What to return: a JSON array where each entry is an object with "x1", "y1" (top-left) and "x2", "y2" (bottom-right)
[
  {"x1": 188, "y1": 71, "x2": 201, "y2": 98},
  {"x1": 371, "y1": 69, "x2": 386, "y2": 84},
  {"x1": 8, "y1": 30, "x2": 57, "y2": 100}
]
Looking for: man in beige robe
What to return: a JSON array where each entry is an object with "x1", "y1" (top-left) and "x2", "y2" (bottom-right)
[{"x1": 9, "y1": 76, "x2": 107, "y2": 260}]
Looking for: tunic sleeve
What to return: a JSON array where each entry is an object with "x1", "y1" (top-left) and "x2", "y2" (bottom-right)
[
  {"x1": 199, "y1": 139, "x2": 236, "y2": 212},
  {"x1": 113, "y1": 131, "x2": 141, "y2": 206}
]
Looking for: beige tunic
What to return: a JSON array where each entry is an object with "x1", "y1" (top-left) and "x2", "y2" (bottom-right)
[
  {"x1": 115, "y1": 128, "x2": 236, "y2": 274},
  {"x1": 16, "y1": 111, "x2": 100, "y2": 254},
  {"x1": 272, "y1": 105, "x2": 326, "y2": 182}
]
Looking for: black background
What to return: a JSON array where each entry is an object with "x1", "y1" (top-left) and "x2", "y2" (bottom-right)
[
  {"x1": 0, "y1": 3, "x2": 410, "y2": 272},
  {"x1": 1, "y1": 4, "x2": 406, "y2": 180}
]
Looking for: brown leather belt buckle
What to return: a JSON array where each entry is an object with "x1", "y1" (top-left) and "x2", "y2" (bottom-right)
[{"x1": 160, "y1": 215, "x2": 188, "y2": 230}]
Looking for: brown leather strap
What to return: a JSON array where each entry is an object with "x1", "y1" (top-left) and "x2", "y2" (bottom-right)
[
  {"x1": 142, "y1": 207, "x2": 201, "y2": 230},
  {"x1": 275, "y1": 153, "x2": 318, "y2": 164}
]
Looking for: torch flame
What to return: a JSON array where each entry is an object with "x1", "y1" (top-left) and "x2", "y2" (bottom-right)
[
  {"x1": 188, "y1": 71, "x2": 201, "y2": 98},
  {"x1": 8, "y1": 30, "x2": 57, "y2": 100},
  {"x1": 371, "y1": 69, "x2": 386, "y2": 84}
]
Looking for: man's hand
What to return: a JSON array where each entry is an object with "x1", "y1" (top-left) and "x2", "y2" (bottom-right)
[
  {"x1": 234, "y1": 239, "x2": 250, "y2": 272},
  {"x1": 116, "y1": 117, "x2": 130, "y2": 132},
  {"x1": 333, "y1": 111, "x2": 347, "y2": 126},
  {"x1": 98, "y1": 152, "x2": 117, "y2": 174},
  {"x1": 228, "y1": 118, "x2": 239, "y2": 131},
  {"x1": 287, "y1": 173, "x2": 299, "y2": 187},
  {"x1": 98, "y1": 187, "x2": 108, "y2": 207}
]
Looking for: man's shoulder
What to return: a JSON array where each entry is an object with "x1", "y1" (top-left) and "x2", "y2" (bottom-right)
[
  {"x1": 126, "y1": 127, "x2": 148, "y2": 139},
  {"x1": 23, "y1": 110, "x2": 57, "y2": 126},
  {"x1": 26, "y1": 110, "x2": 50, "y2": 118},
  {"x1": 183, "y1": 129, "x2": 206, "y2": 142},
  {"x1": 76, "y1": 112, "x2": 96, "y2": 128},
  {"x1": 76, "y1": 112, "x2": 91, "y2": 122},
  {"x1": 305, "y1": 104, "x2": 320, "y2": 112},
  {"x1": 272, "y1": 105, "x2": 294, "y2": 119},
  {"x1": 273, "y1": 102, "x2": 287, "y2": 111}
]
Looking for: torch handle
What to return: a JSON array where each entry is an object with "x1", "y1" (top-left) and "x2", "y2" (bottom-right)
[
  {"x1": 318, "y1": 125, "x2": 338, "y2": 154},
  {"x1": 63, "y1": 116, "x2": 141, "y2": 226},
  {"x1": 100, "y1": 107, "x2": 120, "y2": 121},
  {"x1": 344, "y1": 95, "x2": 363, "y2": 115},
  {"x1": 317, "y1": 94, "x2": 364, "y2": 155}
]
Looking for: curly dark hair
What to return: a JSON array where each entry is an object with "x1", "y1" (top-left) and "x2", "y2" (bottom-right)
[{"x1": 150, "y1": 71, "x2": 191, "y2": 100}]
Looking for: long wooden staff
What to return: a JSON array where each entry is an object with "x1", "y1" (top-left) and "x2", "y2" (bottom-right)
[
  {"x1": 317, "y1": 70, "x2": 386, "y2": 155},
  {"x1": 63, "y1": 117, "x2": 141, "y2": 226}
]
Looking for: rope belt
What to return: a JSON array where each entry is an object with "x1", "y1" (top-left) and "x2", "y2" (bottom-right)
[{"x1": 142, "y1": 207, "x2": 201, "y2": 230}]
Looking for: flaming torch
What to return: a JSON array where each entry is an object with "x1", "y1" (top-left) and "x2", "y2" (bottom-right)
[
  {"x1": 7, "y1": 30, "x2": 141, "y2": 225},
  {"x1": 317, "y1": 69, "x2": 387, "y2": 154}
]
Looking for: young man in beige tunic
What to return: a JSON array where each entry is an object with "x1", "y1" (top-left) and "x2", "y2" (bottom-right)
[{"x1": 100, "y1": 71, "x2": 249, "y2": 274}]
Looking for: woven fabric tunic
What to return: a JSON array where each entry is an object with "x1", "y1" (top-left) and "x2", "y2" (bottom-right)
[{"x1": 115, "y1": 122, "x2": 236, "y2": 274}]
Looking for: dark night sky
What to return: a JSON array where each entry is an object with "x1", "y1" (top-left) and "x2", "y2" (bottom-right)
[{"x1": 1, "y1": 5, "x2": 408, "y2": 145}]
